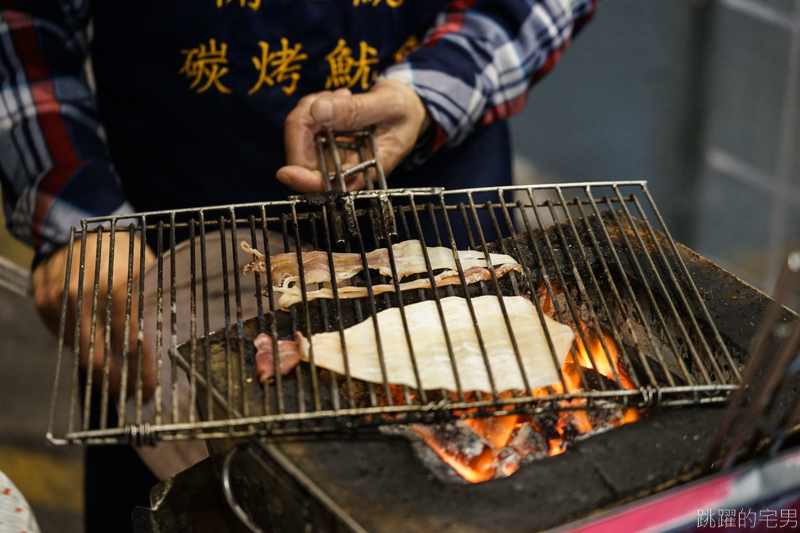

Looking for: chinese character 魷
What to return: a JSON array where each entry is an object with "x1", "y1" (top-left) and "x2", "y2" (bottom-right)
[
  {"x1": 697, "y1": 508, "x2": 716, "y2": 528},
  {"x1": 393, "y1": 35, "x2": 418, "y2": 63},
  {"x1": 739, "y1": 509, "x2": 757, "y2": 528},
  {"x1": 781, "y1": 509, "x2": 798, "y2": 529},
  {"x1": 324, "y1": 39, "x2": 378, "y2": 90},
  {"x1": 249, "y1": 38, "x2": 308, "y2": 96},
  {"x1": 760, "y1": 509, "x2": 777, "y2": 528},
  {"x1": 353, "y1": 0, "x2": 404, "y2": 7},
  {"x1": 217, "y1": 0, "x2": 260, "y2": 12},
  {"x1": 180, "y1": 39, "x2": 232, "y2": 94},
  {"x1": 718, "y1": 508, "x2": 736, "y2": 528}
]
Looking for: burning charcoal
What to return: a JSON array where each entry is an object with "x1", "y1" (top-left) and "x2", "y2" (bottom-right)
[
  {"x1": 411, "y1": 421, "x2": 490, "y2": 463},
  {"x1": 584, "y1": 403, "x2": 625, "y2": 429},
  {"x1": 532, "y1": 411, "x2": 562, "y2": 442},
  {"x1": 494, "y1": 447, "x2": 522, "y2": 478},
  {"x1": 571, "y1": 366, "x2": 620, "y2": 391},
  {"x1": 380, "y1": 422, "x2": 493, "y2": 485},
  {"x1": 508, "y1": 423, "x2": 549, "y2": 465}
]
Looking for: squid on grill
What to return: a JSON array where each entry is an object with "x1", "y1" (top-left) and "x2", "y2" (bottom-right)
[
  {"x1": 272, "y1": 263, "x2": 522, "y2": 310},
  {"x1": 241, "y1": 239, "x2": 521, "y2": 288},
  {"x1": 254, "y1": 295, "x2": 575, "y2": 393}
]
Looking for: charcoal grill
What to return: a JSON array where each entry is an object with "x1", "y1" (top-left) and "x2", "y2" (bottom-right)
[{"x1": 46, "y1": 131, "x2": 742, "y2": 447}]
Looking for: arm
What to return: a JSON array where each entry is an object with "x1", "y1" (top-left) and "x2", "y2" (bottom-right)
[
  {"x1": 0, "y1": 1, "x2": 154, "y2": 398},
  {"x1": 0, "y1": 1, "x2": 133, "y2": 261},
  {"x1": 278, "y1": 0, "x2": 597, "y2": 191},
  {"x1": 382, "y1": 0, "x2": 598, "y2": 155}
]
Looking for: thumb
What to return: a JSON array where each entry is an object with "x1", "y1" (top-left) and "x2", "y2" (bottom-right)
[{"x1": 310, "y1": 87, "x2": 402, "y2": 130}]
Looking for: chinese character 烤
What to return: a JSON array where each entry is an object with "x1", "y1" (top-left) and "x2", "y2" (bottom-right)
[
  {"x1": 180, "y1": 39, "x2": 232, "y2": 94},
  {"x1": 324, "y1": 39, "x2": 378, "y2": 91},
  {"x1": 217, "y1": 0, "x2": 260, "y2": 12},
  {"x1": 781, "y1": 509, "x2": 798, "y2": 529},
  {"x1": 393, "y1": 35, "x2": 418, "y2": 63},
  {"x1": 249, "y1": 38, "x2": 308, "y2": 96},
  {"x1": 697, "y1": 508, "x2": 716, "y2": 528},
  {"x1": 739, "y1": 509, "x2": 757, "y2": 528}
]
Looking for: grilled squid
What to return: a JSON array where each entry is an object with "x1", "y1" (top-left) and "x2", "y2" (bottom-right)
[
  {"x1": 272, "y1": 263, "x2": 522, "y2": 310},
  {"x1": 253, "y1": 295, "x2": 574, "y2": 393},
  {"x1": 241, "y1": 240, "x2": 521, "y2": 288}
]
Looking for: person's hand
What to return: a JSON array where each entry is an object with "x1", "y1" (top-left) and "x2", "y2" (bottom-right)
[
  {"x1": 32, "y1": 233, "x2": 156, "y2": 401},
  {"x1": 278, "y1": 79, "x2": 431, "y2": 193}
]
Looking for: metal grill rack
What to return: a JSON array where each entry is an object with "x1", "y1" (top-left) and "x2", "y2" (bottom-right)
[{"x1": 46, "y1": 136, "x2": 742, "y2": 446}]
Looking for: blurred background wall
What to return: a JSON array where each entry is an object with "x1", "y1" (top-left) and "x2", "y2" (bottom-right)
[
  {"x1": 510, "y1": 0, "x2": 800, "y2": 299},
  {"x1": 0, "y1": 1, "x2": 798, "y2": 530}
]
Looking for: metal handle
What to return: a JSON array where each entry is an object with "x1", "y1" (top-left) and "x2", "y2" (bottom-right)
[{"x1": 222, "y1": 444, "x2": 268, "y2": 533}]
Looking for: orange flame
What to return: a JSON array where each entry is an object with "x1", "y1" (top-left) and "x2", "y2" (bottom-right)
[{"x1": 416, "y1": 284, "x2": 640, "y2": 483}]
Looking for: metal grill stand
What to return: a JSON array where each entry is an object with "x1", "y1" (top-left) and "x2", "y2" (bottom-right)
[{"x1": 46, "y1": 148, "x2": 742, "y2": 445}]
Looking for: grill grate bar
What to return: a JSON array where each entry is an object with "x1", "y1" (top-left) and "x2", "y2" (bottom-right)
[
  {"x1": 218, "y1": 216, "x2": 235, "y2": 424},
  {"x1": 48, "y1": 172, "x2": 744, "y2": 444},
  {"x1": 307, "y1": 213, "x2": 340, "y2": 411},
  {"x1": 513, "y1": 199, "x2": 571, "y2": 394},
  {"x1": 408, "y1": 195, "x2": 466, "y2": 402},
  {"x1": 99, "y1": 224, "x2": 116, "y2": 429},
  {"x1": 198, "y1": 212, "x2": 214, "y2": 421},
  {"x1": 467, "y1": 192, "x2": 530, "y2": 396},
  {"x1": 259, "y1": 205, "x2": 282, "y2": 415},
  {"x1": 117, "y1": 225, "x2": 136, "y2": 428},
  {"x1": 170, "y1": 215, "x2": 179, "y2": 424},
  {"x1": 584, "y1": 191, "x2": 673, "y2": 386},
  {"x1": 641, "y1": 187, "x2": 741, "y2": 384},
  {"x1": 189, "y1": 220, "x2": 198, "y2": 424},
  {"x1": 155, "y1": 222, "x2": 165, "y2": 426},
  {"x1": 422, "y1": 202, "x2": 463, "y2": 403},
  {"x1": 571, "y1": 196, "x2": 643, "y2": 390},
  {"x1": 319, "y1": 205, "x2": 356, "y2": 409},
  {"x1": 229, "y1": 208, "x2": 249, "y2": 419},
  {"x1": 603, "y1": 196, "x2": 695, "y2": 386},
  {"x1": 628, "y1": 193, "x2": 723, "y2": 383},
  {"x1": 291, "y1": 204, "x2": 323, "y2": 412},
  {"x1": 555, "y1": 192, "x2": 625, "y2": 389},
  {"x1": 348, "y1": 205, "x2": 394, "y2": 406},
  {"x1": 545, "y1": 197, "x2": 612, "y2": 391},
  {"x1": 46, "y1": 227, "x2": 75, "y2": 442},
  {"x1": 613, "y1": 186, "x2": 716, "y2": 385},
  {"x1": 525, "y1": 188, "x2": 593, "y2": 392}
]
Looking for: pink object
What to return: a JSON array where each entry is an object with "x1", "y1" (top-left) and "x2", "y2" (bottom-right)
[{"x1": 254, "y1": 333, "x2": 303, "y2": 382}]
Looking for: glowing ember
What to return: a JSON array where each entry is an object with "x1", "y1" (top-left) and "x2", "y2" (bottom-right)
[{"x1": 412, "y1": 284, "x2": 641, "y2": 483}]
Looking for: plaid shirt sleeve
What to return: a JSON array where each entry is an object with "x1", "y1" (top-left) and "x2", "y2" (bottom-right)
[
  {"x1": 380, "y1": 0, "x2": 598, "y2": 155},
  {"x1": 0, "y1": 0, "x2": 132, "y2": 266}
]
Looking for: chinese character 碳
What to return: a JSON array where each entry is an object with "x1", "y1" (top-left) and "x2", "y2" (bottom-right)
[
  {"x1": 781, "y1": 509, "x2": 798, "y2": 529},
  {"x1": 739, "y1": 509, "x2": 757, "y2": 528},
  {"x1": 393, "y1": 35, "x2": 418, "y2": 63},
  {"x1": 353, "y1": 0, "x2": 404, "y2": 7},
  {"x1": 180, "y1": 39, "x2": 232, "y2": 94},
  {"x1": 718, "y1": 508, "x2": 736, "y2": 528},
  {"x1": 697, "y1": 508, "x2": 716, "y2": 528},
  {"x1": 217, "y1": 0, "x2": 260, "y2": 12},
  {"x1": 249, "y1": 38, "x2": 308, "y2": 96},
  {"x1": 324, "y1": 39, "x2": 378, "y2": 90},
  {"x1": 760, "y1": 509, "x2": 777, "y2": 528}
]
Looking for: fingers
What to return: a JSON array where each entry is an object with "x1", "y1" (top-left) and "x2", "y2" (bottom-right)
[
  {"x1": 281, "y1": 80, "x2": 430, "y2": 191},
  {"x1": 275, "y1": 165, "x2": 324, "y2": 193},
  {"x1": 283, "y1": 92, "x2": 329, "y2": 173},
  {"x1": 310, "y1": 83, "x2": 405, "y2": 132}
]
